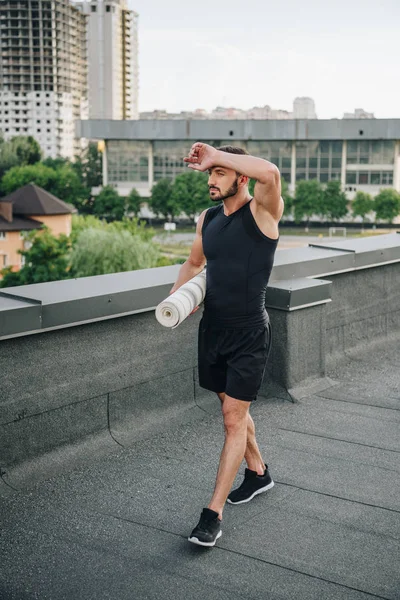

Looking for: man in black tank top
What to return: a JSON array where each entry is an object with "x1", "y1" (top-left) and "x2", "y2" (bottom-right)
[{"x1": 170, "y1": 143, "x2": 283, "y2": 547}]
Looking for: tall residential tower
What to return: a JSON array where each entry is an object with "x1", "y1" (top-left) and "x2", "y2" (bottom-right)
[
  {"x1": 0, "y1": 0, "x2": 88, "y2": 158},
  {"x1": 293, "y1": 97, "x2": 317, "y2": 119},
  {"x1": 77, "y1": 0, "x2": 139, "y2": 120}
]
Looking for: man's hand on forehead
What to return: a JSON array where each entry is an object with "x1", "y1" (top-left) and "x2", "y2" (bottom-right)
[{"x1": 184, "y1": 143, "x2": 219, "y2": 172}]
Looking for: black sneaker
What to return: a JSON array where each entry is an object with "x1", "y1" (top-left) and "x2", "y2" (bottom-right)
[
  {"x1": 188, "y1": 508, "x2": 222, "y2": 547},
  {"x1": 227, "y1": 464, "x2": 274, "y2": 505}
]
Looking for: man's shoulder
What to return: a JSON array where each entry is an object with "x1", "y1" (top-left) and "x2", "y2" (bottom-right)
[
  {"x1": 205, "y1": 204, "x2": 222, "y2": 220},
  {"x1": 202, "y1": 204, "x2": 221, "y2": 232}
]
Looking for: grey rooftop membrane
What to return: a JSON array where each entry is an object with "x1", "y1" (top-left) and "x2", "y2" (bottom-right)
[
  {"x1": 0, "y1": 337, "x2": 399, "y2": 600},
  {"x1": 309, "y1": 231, "x2": 400, "y2": 269}
]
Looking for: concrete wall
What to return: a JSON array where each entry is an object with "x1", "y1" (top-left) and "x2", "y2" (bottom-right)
[
  {"x1": 77, "y1": 118, "x2": 400, "y2": 142},
  {"x1": 323, "y1": 263, "x2": 400, "y2": 360},
  {"x1": 0, "y1": 231, "x2": 23, "y2": 272},
  {"x1": 28, "y1": 214, "x2": 71, "y2": 237},
  {"x1": 0, "y1": 310, "x2": 205, "y2": 467}
]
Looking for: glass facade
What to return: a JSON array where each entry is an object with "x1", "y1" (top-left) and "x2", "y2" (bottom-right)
[
  {"x1": 153, "y1": 141, "x2": 191, "y2": 181},
  {"x1": 295, "y1": 141, "x2": 342, "y2": 182},
  {"x1": 107, "y1": 140, "x2": 149, "y2": 183},
  {"x1": 247, "y1": 141, "x2": 292, "y2": 182},
  {"x1": 346, "y1": 171, "x2": 393, "y2": 185},
  {"x1": 346, "y1": 140, "x2": 394, "y2": 165},
  {"x1": 153, "y1": 140, "x2": 252, "y2": 181},
  {"x1": 105, "y1": 139, "x2": 396, "y2": 190}
]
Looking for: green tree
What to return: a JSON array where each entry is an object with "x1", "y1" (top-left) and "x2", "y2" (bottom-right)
[
  {"x1": 70, "y1": 214, "x2": 108, "y2": 245},
  {"x1": 51, "y1": 164, "x2": 88, "y2": 210},
  {"x1": 73, "y1": 142, "x2": 102, "y2": 189},
  {"x1": 374, "y1": 189, "x2": 400, "y2": 223},
  {"x1": 352, "y1": 191, "x2": 374, "y2": 230},
  {"x1": 149, "y1": 178, "x2": 176, "y2": 219},
  {"x1": 70, "y1": 228, "x2": 160, "y2": 277},
  {"x1": 126, "y1": 188, "x2": 142, "y2": 216},
  {"x1": 42, "y1": 156, "x2": 70, "y2": 170},
  {"x1": 0, "y1": 227, "x2": 71, "y2": 288},
  {"x1": 321, "y1": 180, "x2": 348, "y2": 221},
  {"x1": 93, "y1": 186, "x2": 125, "y2": 220},
  {"x1": 294, "y1": 179, "x2": 323, "y2": 227},
  {"x1": 0, "y1": 134, "x2": 42, "y2": 182},
  {"x1": 171, "y1": 171, "x2": 210, "y2": 219},
  {"x1": 0, "y1": 162, "x2": 87, "y2": 211},
  {"x1": 0, "y1": 136, "x2": 19, "y2": 182},
  {"x1": 71, "y1": 214, "x2": 154, "y2": 245},
  {"x1": 1, "y1": 163, "x2": 57, "y2": 195},
  {"x1": 108, "y1": 216, "x2": 154, "y2": 242},
  {"x1": 86, "y1": 142, "x2": 103, "y2": 188},
  {"x1": 9, "y1": 135, "x2": 42, "y2": 165}
]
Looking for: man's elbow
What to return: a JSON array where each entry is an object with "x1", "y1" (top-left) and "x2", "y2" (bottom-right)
[
  {"x1": 187, "y1": 256, "x2": 206, "y2": 270},
  {"x1": 258, "y1": 163, "x2": 280, "y2": 185}
]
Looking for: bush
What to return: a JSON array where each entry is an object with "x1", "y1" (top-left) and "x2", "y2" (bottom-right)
[
  {"x1": 71, "y1": 214, "x2": 155, "y2": 245},
  {"x1": 70, "y1": 228, "x2": 160, "y2": 277}
]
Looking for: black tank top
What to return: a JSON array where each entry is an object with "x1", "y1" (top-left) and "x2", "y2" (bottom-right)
[{"x1": 202, "y1": 199, "x2": 278, "y2": 328}]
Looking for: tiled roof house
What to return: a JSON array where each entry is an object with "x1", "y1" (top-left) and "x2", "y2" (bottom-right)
[{"x1": 0, "y1": 184, "x2": 76, "y2": 274}]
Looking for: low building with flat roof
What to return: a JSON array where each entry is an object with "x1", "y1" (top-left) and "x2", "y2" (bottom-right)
[{"x1": 77, "y1": 118, "x2": 400, "y2": 200}]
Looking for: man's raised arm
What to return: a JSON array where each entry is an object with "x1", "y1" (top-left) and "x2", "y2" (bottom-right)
[{"x1": 184, "y1": 143, "x2": 283, "y2": 220}]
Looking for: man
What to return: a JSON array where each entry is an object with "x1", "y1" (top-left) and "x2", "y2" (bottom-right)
[{"x1": 170, "y1": 142, "x2": 283, "y2": 547}]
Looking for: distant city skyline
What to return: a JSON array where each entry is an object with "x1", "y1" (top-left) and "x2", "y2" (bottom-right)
[
  {"x1": 139, "y1": 100, "x2": 375, "y2": 121},
  {"x1": 127, "y1": 0, "x2": 400, "y2": 119}
]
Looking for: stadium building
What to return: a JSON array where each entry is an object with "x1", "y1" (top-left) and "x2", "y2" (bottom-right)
[{"x1": 77, "y1": 119, "x2": 400, "y2": 202}]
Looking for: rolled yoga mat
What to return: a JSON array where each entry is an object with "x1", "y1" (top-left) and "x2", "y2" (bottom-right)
[{"x1": 156, "y1": 269, "x2": 206, "y2": 328}]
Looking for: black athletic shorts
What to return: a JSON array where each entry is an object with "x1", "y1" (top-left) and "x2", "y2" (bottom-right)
[{"x1": 198, "y1": 318, "x2": 272, "y2": 402}]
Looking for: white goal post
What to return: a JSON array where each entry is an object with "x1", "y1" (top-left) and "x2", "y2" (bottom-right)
[{"x1": 329, "y1": 227, "x2": 347, "y2": 237}]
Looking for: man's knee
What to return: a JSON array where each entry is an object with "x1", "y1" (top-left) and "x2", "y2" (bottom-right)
[{"x1": 222, "y1": 397, "x2": 249, "y2": 435}]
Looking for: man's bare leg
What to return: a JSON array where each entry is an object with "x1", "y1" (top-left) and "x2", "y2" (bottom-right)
[
  {"x1": 218, "y1": 392, "x2": 265, "y2": 476},
  {"x1": 208, "y1": 394, "x2": 250, "y2": 519},
  {"x1": 245, "y1": 413, "x2": 266, "y2": 475}
]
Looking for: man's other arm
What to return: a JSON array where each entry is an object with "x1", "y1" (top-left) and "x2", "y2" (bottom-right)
[{"x1": 169, "y1": 210, "x2": 207, "y2": 295}]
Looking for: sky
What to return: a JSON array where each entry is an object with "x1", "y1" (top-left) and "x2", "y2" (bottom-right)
[{"x1": 127, "y1": 0, "x2": 400, "y2": 119}]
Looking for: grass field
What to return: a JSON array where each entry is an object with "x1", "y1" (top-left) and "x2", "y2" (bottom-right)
[
  {"x1": 154, "y1": 227, "x2": 394, "y2": 262},
  {"x1": 152, "y1": 226, "x2": 394, "y2": 237},
  {"x1": 156, "y1": 244, "x2": 190, "y2": 260}
]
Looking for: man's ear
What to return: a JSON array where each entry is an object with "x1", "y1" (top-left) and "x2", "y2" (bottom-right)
[{"x1": 238, "y1": 175, "x2": 249, "y2": 187}]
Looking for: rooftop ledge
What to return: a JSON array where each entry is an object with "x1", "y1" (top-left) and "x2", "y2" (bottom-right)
[{"x1": 0, "y1": 233, "x2": 399, "y2": 340}]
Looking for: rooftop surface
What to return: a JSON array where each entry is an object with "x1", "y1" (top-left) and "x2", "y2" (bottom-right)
[{"x1": 1, "y1": 335, "x2": 399, "y2": 600}]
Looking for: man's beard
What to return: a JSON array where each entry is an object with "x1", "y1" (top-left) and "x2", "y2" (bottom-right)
[{"x1": 209, "y1": 178, "x2": 239, "y2": 202}]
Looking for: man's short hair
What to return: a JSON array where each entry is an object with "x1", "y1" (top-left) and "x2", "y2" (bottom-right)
[{"x1": 217, "y1": 145, "x2": 249, "y2": 156}]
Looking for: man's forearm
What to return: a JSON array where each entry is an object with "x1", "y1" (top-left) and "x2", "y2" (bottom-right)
[
  {"x1": 170, "y1": 260, "x2": 205, "y2": 294},
  {"x1": 215, "y1": 150, "x2": 278, "y2": 183}
]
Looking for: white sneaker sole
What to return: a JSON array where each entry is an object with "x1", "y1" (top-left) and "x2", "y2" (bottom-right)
[
  {"x1": 227, "y1": 480, "x2": 275, "y2": 505},
  {"x1": 188, "y1": 530, "x2": 222, "y2": 547}
]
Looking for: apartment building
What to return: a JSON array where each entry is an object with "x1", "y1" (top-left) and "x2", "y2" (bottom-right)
[
  {"x1": 0, "y1": 0, "x2": 88, "y2": 159},
  {"x1": 77, "y1": 0, "x2": 139, "y2": 120}
]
